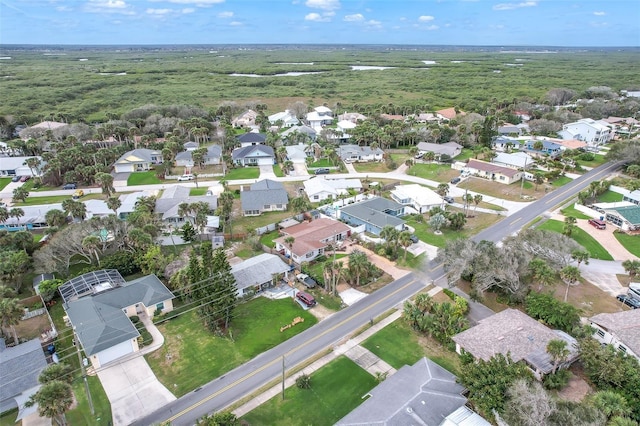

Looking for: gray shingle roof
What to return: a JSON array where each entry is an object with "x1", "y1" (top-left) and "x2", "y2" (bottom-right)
[
  {"x1": 337, "y1": 358, "x2": 468, "y2": 426},
  {"x1": 241, "y1": 180, "x2": 289, "y2": 212},
  {"x1": 590, "y1": 310, "x2": 640, "y2": 356},
  {"x1": 64, "y1": 274, "x2": 174, "y2": 356},
  {"x1": 0, "y1": 339, "x2": 47, "y2": 402},
  {"x1": 237, "y1": 132, "x2": 267, "y2": 144},
  {"x1": 339, "y1": 197, "x2": 405, "y2": 230},
  {"x1": 232, "y1": 144, "x2": 274, "y2": 160},
  {"x1": 231, "y1": 253, "x2": 290, "y2": 291},
  {"x1": 155, "y1": 186, "x2": 217, "y2": 220},
  {"x1": 115, "y1": 148, "x2": 162, "y2": 164}
]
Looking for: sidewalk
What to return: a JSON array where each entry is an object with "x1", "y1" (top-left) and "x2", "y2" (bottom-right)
[{"x1": 232, "y1": 286, "x2": 443, "y2": 417}]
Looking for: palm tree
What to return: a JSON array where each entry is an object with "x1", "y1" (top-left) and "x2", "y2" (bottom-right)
[
  {"x1": 25, "y1": 380, "x2": 74, "y2": 426},
  {"x1": 590, "y1": 390, "x2": 632, "y2": 420},
  {"x1": 348, "y1": 250, "x2": 368, "y2": 287},
  {"x1": 436, "y1": 183, "x2": 449, "y2": 199},
  {"x1": 95, "y1": 172, "x2": 115, "y2": 197},
  {"x1": 62, "y1": 199, "x2": 86, "y2": 222},
  {"x1": 529, "y1": 258, "x2": 555, "y2": 290},
  {"x1": 0, "y1": 297, "x2": 23, "y2": 343},
  {"x1": 546, "y1": 339, "x2": 570, "y2": 374},
  {"x1": 571, "y1": 249, "x2": 590, "y2": 269},
  {"x1": 82, "y1": 235, "x2": 102, "y2": 266},
  {"x1": 12, "y1": 186, "x2": 29, "y2": 204},
  {"x1": 290, "y1": 196, "x2": 310, "y2": 213},
  {"x1": 0, "y1": 206, "x2": 9, "y2": 226},
  {"x1": 462, "y1": 193, "x2": 474, "y2": 217},
  {"x1": 399, "y1": 231, "x2": 412, "y2": 261},
  {"x1": 560, "y1": 265, "x2": 581, "y2": 302},
  {"x1": 284, "y1": 236, "x2": 295, "y2": 253},
  {"x1": 622, "y1": 259, "x2": 640, "y2": 277},
  {"x1": 563, "y1": 216, "x2": 577, "y2": 237},
  {"x1": 380, "y1": 225, "x2": 399, "y2": 255},
  {"x1": 429, "y1": 213, "x2": 447, "y2": 234},
  {"x1": 9, "y1": 207, "x2": 24, "y2": 229},
  {"x1": 472, "y1": 194, "x2": 483, "y2": 213},
  {"x1": 106, "y1": 197, "x2": 122, "y2": 218},
  {"x1": 45, "y1": 209, "x2": 67, "y2": 228}
]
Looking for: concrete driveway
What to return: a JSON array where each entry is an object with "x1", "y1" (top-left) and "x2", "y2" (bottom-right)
[
  {"x1": 291, "y1": 162, "x2": 309, "y2": 176},
  {"x1": 97, "y1": 357, "x2": 176, "y2": 426},
  {"x1": 258, "y1": 164, "x2": 276, "y2": 179}
]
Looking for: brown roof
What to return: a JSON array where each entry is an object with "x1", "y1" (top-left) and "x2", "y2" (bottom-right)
[
  {"x1": 467, "y1": 159, "x2": 519, "y2": 178},
  {"x1": 590, "y1": 310, "x2": 640, "y2": 356},
  {"x1": 275, "y1": 218, "x2": 350, "y2": 258},
  {"x1": 436, "y1": 107, "x2": 465, "y2": 120},
  {"x1": 549, "y1": 138, "x2": 587, "y2": 150},
  {"x1": 380, "y1": 114, "x2": 405, "y2": 121}
]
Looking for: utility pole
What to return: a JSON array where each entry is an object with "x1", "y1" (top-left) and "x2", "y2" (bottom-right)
[
  {"x1": 519, "y1": 156, "x2": 528, "y2": 199},
  {"x1": 281, "y1": 356, "x2": 285, "y2": 400},
  {"x1": 74, "y1": 327, "x2": 94, "y2": 414}
]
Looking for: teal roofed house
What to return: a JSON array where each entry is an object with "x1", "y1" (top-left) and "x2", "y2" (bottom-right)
[{"x1": 604, "y1": 205, "x2": 640, "y2": 231}]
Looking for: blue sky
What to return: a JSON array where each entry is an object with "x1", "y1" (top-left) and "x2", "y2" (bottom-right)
[{"x1": 1, "y1": 0, "x2": 638, "y2": 46}]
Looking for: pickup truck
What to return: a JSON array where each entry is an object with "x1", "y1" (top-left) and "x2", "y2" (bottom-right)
[{"x1": 296, "y1": 273, "x2": 317, "y2": 289}]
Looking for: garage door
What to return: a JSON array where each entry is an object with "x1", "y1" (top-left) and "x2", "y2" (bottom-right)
[
  {"x1": 257, "y1": 157, "x2": 273, "y2": 166},
  {"x1": 97, "y1": 340, "x2": 135, "y2": 367}
]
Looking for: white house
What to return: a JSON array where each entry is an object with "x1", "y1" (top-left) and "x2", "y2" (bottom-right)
[
  {"x1": 589, "y1": 310, "x2": 640, "y2": 360},
  {"x1": 232, "y1": 144, "x2": 275, "y2": 166},
  {"x1": 558, "y1": 118, "x2": 613, "y2": 147},
  {"x1": 416, "y1": 142, "x2": 462, "y2": 159},
  {"x1": 303, "y1": 176, "x2": 362, "y2": 202},
  {"x1": 306, "y1": 106, "x2": 333, "y2": 131},
  {"x1": 232, "y1": 110, "x2": 258, "y2": 128},
  {"x1": 268, "y1": 110, "x2": 300, "y2": 128},
  {"x1": 492, "y1": 152, "x2": 533, "y2": 170},
  {"x1": 114, "y1": 149, "x2": 163, "y2": 173},
  {"x1": 231, "y1": 253, "x2": 291, "y2": 296},
  {"x1": 337, "y1": 144, "x2": 384, "y2": 162},
  {"x1": 390, "y1": 184, "x2": 442, "y2": 213},
  {"x1": 285, "y1": 144, "x2": 310, "y2": 164},
  {"x1": 175, "y1": 145, "x2": 222, "y2": 167},
  {"x1": 0, "y1": 156, "x2": 45, "y2": 177}
]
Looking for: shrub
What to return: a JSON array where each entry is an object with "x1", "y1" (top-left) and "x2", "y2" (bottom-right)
[
  {"x1": 579, "y1": 152, "x2": 595, "y2": 161},
  {"x1": 296, "y1": 374, "x2": 311, "y2": 389},
  {"x1": 314, "y1": 255, "x2": 327, "y2": 263},
  {"x1": 526, "y1": 292, "x2": 580, "y2": 333},
  {"x1": 443, "y1": 288, "x2": 456, "y2": 300},
  {"x1": 101, "y1": 251, "x2": 141, "y2": 276},
  {"x1": 543, "y1": 369, "x2": 571, "y2": 390}
]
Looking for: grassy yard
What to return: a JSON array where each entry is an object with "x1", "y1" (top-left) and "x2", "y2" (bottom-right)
[
  {"x1": 404, "y1": 211, "x2": 503, "y2": 248},
  {"x1": 598, "y1": 190, "x2": 623, "y2": 203},
  {"x1": 147, "y1": 298, "x2": 317, "y2": 397},
  {"x1": 233, "y1": 210, "x2": 295, "y2": 234},
  {"x1": 362, "y1": 318, "x2": 462, "y2": 375},
  {"x1": 273, "y1": 164, "x2": 285, "y2": 177},
  {"x1": 306, "y1": 286, "x2": 344, "y2": 311},
  {"x1": 614, "y1": 232, "x2": 640, "y2": 257},
  {"x1": 463, "y1": 177, "x2": 548, "y2": 202},
  {"x1": 396, "y1": 252, "x2": 428, "y2": 270},
  {"x1": 551, "y1": 176, "x2": 573, "y2": 187},
  {"x1": 241, "y1": 356, "x2": 377, "y2": 426},
  {"x1": 259, "y1": 230, "x2": 280, "y2": 248},
  {"x1": 390, "y1": 153, "x2": 411, "y2": 165},
  {"x1": 560, "y1": 205, "x2": 592, "y2": 220},
  {"x1": 308, "y1": 159, "x2": 333, "y2": 168},
  {"x1": 537, "y1": 219, "x2": 613, "y2": 260},
  {"x1": 577, "y1": 153, "x2": 608, "y2": 168},
  {"x1": 225, "y1": 167, "x2": 260, "y2": 180},
  {"x1": 189, "y1": 188, "x2": 208, "y2": 196},
  {"x1": 15, "y1": 193, "x2": 103, "y2": 206},
  {"x1": 127, "y1": 171, "x2": 162, "y2": 186},
  {"x1": 0, "y1": 178, "x2": 11, "y2": 191},
  {"x1": 407, "y1": 163, "x2": 459, "y2": 182},
  {"x1": 353, "y1": 161, "x2": 391, "y2": 173},
  {"x1": 306, "y1": 254, "x2": 347, "y2": 285}
]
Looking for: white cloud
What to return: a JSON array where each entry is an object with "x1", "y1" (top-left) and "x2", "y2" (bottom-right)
[
  {"x1": 418, "y1": 15, "x2": 434, "y2": 22},
  {"x1": 56, "y1": 5, "x2": 73, "y2": 12},
  {"x1": 182, "y1": 8, "x2": 195, "y2": 13},
  {"x1": 305, "y1": 12, "x2": 330, "y2": 22},
  {"x1": 218, "y1": 11, "x2": 234, "y2": 18},
  {"x1": 305, "y1": 0, "x2": 340, "y2": 11},
  {"x1": 493, "y1": 1, "x2": 537, "y2": 11},
  {"x1": 425, "y1": 24, "x2": 439, "y2": 30},
  {"x1": 365, "y1": 19, "x2": 382, "y2": 29},
  {"x1": 593, "y1": 11, "x2": 606, "y2": 16},
  {"x1": 229, "y1": 21, "x2": 242, "y2": 26},
  {"x1": 153, "y1": 0, "x2": 224, "y2": 4},
  {"x1": 147, "y1": 8, "x2": 172, "y2": 15},
  {"x1": 85, "y1": 0, "x2": 135, "y2": 15},
  {"x1": 344, "y1": 13, "x2": 364, "y2": 22}
]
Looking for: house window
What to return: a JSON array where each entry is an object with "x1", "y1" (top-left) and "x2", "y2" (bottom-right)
[
  {"x1": 596, "y1": 329, "x2": 605, "y2": 338},
  {"x1": 276, "y1": 204, "x2": 283, "y2": 209},
  {"x1": 499, "y1": 176, "x2": 505, "y2": 181},
  {"x1": 618, "y1": 345, "x2": 627, "y2": 353},
  {"x1": 156, "y1": 302, "x2": 165, "y2": 311},
  {"x1": 314, "y1": 195, "x2": 319, "y2": 200},
  {"x1": 306, "y1": 252, "x2": 314, "y2": 258}
]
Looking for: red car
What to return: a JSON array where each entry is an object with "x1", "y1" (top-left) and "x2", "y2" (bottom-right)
[
  {"x1": 19, "y1": 176, "x2": 31, "y2": 182},
  {"x1": 588, "y1": 219, "x2": 606, "y2": 230}
]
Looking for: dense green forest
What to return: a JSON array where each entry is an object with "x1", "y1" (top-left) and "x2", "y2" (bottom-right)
[{"x1": 0, "y1": 47, "x2": 638, "y2": 122}]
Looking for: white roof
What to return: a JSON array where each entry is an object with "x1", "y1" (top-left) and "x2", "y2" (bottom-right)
[
  {"x1": 306, "y1": 111, "x2": 328, "y2": 122},
  {"x1": 2, "y1": 203, "x2": 63, "y2": 226},
  {"x1": 231, "y1": 253, "x2": 290, "y2": 291},
  {"x1": 285, "y1": 144, "x2": 308, "y2": 161},
  {"x1": 30, "y1": 121, "x2": 67, "y2": 130},
  {"x1": 0, "y1": 156, "x2": 44, "y2": 172},
  {"x1": 268, "y1": 110, "x2": 299, "y2": 125},
  {"x1": 391, "y1": 184, "x2": 442, "y2": 206},
  {"x1": 337, "y1": 120, "x2": 357, "y2": 130},
  {"x1": 314, "y1": 106, "x2": 332, "y2": 114},
  {"x1": 493, "y1": 152, "x2": 532, "y2": 168},
  {"x1": 303, "y1": 176, "x2": 362, "y2": 197}
]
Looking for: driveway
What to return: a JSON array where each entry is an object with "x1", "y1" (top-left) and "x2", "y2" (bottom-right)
[
  {"x1": 97, "y1": 357, "x2": 176, "y2": 426},
  {"x1": 258, "y1": 164, "x2": 276, "y2": 179},
  {"x1": 291, "y1": 162, "x2": 309, "y2": 177}
]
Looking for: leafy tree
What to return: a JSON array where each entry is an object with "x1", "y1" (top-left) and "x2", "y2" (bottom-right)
[
  {"x1": 61, "y1": 199, "x2": 86, "y2": 221},
  {"x1": 590, "y1": 390, "x2": 632, "y2": 420},
  {"x1": 296, "y1": 374, "x2": 312, "y2": 389},
  {"x1": 525, "y1": 292, "x2": 580, "y2": 333},
  {"x1": 38, "y1": 278, "x2": 64, "y2": 302},
  {"x1": 448, "y1": 212, "x2": 466, "y2": 230},
  {"x1": 347, "y1": 250, "x2": 372, "y2": 287},
  {"x1": 9, "y1": 207, "x2": 25, "y2": 228},
  {"x1": 12, "y1": 186, "x2": 29, "y2": 203},
  {"x1": 106, "y1": 196, "x2": 122, "y2": 217},
  {"x1": 138, "y1": 245, "x2": 168, "y2": 277},
  {"x1": 622, "y1": 259, "x2": 640, "y2": 277},
  {"x1": 95, "y1": 172, "x2": 115, "y2": 196},
  {"x1": 181, "y1": 221, "x2": 196, "y2": 243},
  {"x1": 563, "y1": 216, "x2": 577, "y2": 237},
  {"x1": 25, "y1": 381, "x2": 74, "y2": 426},
  {"x1": 457, "y1": 353, "x2": 532, "y2": 415},
  {"x1": 0, "y1": 250, "x2": 31, "y2": 290},
  {"x1": 0, "y1": 297, "x2": 23, "y2": 343},
  {"x1": 196, "y1": 411, "x2": 239, "y2": 426},
  {"x1": 502, "y1": 379, "x2": 556, "y2": 426},
  {"x1": 429, "y1": 213, "x2": 446, "y2": 233},
  {"x1": 560, "y1": 265, "x2": 581, "y2": 302},
  {"x1": 39, "y1": 363, "x2": 74, "y2": 385},
  {"x1": 528, "y1": 258, "x2": 556, "y2": 290},
  {"x1": 45, "y1": 209, "x2": 68, "y2": 228}
]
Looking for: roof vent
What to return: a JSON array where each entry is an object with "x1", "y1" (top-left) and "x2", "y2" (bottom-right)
[
  {"x1": 497, "y1": 336, "x2": 505, "y2": 341},
  {"x1": 406, "y1": 407, "x2": 413, "y2": 414},
  {"x1": 517, "y1": 326, "x2": 524, "y2": 331}
]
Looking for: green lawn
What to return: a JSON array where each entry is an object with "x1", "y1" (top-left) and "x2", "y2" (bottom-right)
[
  {"x1": 403, "y1": 213, "x2": 501, "y2": 248},
  {"x1": 147, "y1": 298, "x2": 318, "y2": 397},
  {"x1": 407, "y1": 163, "x2": 458, "y2": 182},
  {"x1": 353, "y1": 162, "x2": 391, "y2": 173},
  {"x1": 537, "y1": 219, "x2": 614, "y2": 260},
  {"x1": 306, "y1": 287, "x2": 344, "y2": 311},
  {"x1": 560, "y1": 205, "x2": 592, "y2": 220},
  {"x1": 242, "y1": 356, "x2": 377, "y2": 426},
  {"x1": 259, "y1": 230, "x2": 280, "y2": 248},
  {"x1": 308, "y1": 159, "x2": 333, "y2": 168},
  {"x1": 234, "y1": 210, "x2": 295, "y2": 234},
  {"x1": 306, "y1": 254, "x2": 347, "y2": 286},
  {"x1": 273, "y1": 164, "x2": 285, "y2": 177},
  {"x1": 127, "y1": 171, "x2": 162, "y2": 186},
  {"x1": 390, "y1": 153, "x2": 411, "y2": 165},
  {"x1": 67, "y1": 375, "x2": 112, "y2": 426},
  {"x1": 578, "y1": 153, "x2": 607, "y2": 168},
  {"x1": 15, "y1": 193, "x2": 103, "y2": 206},
  {"x1": 456, "y1": 149, "x2": 474, "y2": 161},
  {"x1": 225, "y1": 167, "x2": 260, "y2": 180},
  {"x1": 597, "y1": 190, "x2": 623, "y2": 203},
  {"x1": 614, "y1": 232, "x2": 640, "y2": 257},
  {"x1": 0, "y1": 178, "x2": 11, "y2": 192},
  {"x1": 551, "y1": 176, "x2": 573, "y2": 187},
  {"x1": 396, "y1": 252, "x2": 427, "y2": 270},
  {"x1": 189, "y1": 188, "x2": 208, "y2": 196}
]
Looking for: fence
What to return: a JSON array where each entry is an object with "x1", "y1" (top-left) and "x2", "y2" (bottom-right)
[
  {"x1": 255, "y1": 213, "x2": 305, "y2": 236},
  {"x1": 22, "y1": 308, "x2": 47, "y2": 320}
]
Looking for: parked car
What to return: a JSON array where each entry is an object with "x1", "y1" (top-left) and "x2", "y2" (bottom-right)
[
  {"x1": 296, "y1": 291, "x2": 316, "y2": 307},
  {"x1": 409, "y1": 234, "x2": 419, "y2": 244},
  {"x1": 443, "y1": 196, "x2": 454, "y2": 204},
  {"x1": 72, "y1": 189, "x2": 84, "y2": 200},
  {"x1": 296, "y1": 273, "x2": 317, "y2": 289},
  {"x1": 414, "y1": 152, "x2": 424, "y2": 159},
  {"x1": 62, "y1": 183, "x2": 77, "y2": 190},
  {"x1": 11, "y1": 175, "x2": 21, "y2": 182},
  {"x1": 450, "y1": 177, "x2": 461, "y2": 184},
  {"x1": 177, "y1": 174, "x2": 194, "y2": 181},
  {"x1": 588, "y1": 219, "x2": 606, "y2": 230},
  {"x1": 616, "y1": 294, "x2": 640, "y2": 309},
  {"x1": 315, "y1": 168, "x2": 330, "y2": 175}
]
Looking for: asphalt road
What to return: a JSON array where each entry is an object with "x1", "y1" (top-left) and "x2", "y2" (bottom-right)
[{"x1": 134, "y1": 160, "x2": 621, "y2": 426}]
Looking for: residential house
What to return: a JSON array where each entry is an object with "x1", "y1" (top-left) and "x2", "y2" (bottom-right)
[
  {"x1": 336, "y1": 120, "x2": 357, "y2": 140},
  {"x1": 281, "y1": 125, "x2": 317, "y2": 142},
  {"x1": 175, "y1": 145, "x2": 222, "y2": 168},
  {"x1": 337, "y1": 357, "x2": 490, "y2": 426},
  {"x1": 306, "y1": 106, "x2": 333, "y2": 131},
  {"x1": 457, "y1": 159, "x2": 523, "y2": 184},
  {"x1": 558, "y1": 118, "x2": 613, "y2": 146},
  {"x1": 391, "y1": 184, "x2": 442, "y2": 214},
  {"x1": 0, "y1": 338, "x2": 48, "y2": 420},
  {"x1": 232, "y1": 109, "x2": 258, "y2": 128},
  {"x1": 337, "y1": 112, "x2": 367, "y2": 123},
  {"x1": 232, "y1": 144, "x2": 275, "y2": 166},
  {"x1": 492, "y1": 152, "x2": 533, "y2": 170},
  {"x1": 61, "y1": 270, "x2": 174, "y2": 368},
  {"x1": 589, "y1": 310, "x2": 640, "y2": 360},
  {"x1": 493, "y1": 136, "x2": 520, "y2": 152},
  {"x1": 0, "y1": 156, "x2": 45, "y2": 177},
  {"x1": 436, "y1": 107, "x2": 465, "y2": 121},
  {"x1": 240, "y1": 179, "x2": 289, "y2": 216},
  {"x1": 338, "y1": 197, "x2": 405, "y2": 235},
  {"x1": 285, "y1": 144, "x2": 311, "y2": 165},
  {"x1": 154, "y1": 185, "x2": 217, "y2": 226},
  {"x1": 268, "y1": 110, "x2": 300, "y2": 128},
  {"x1": 337, "y1": 144, "x2": 384, "y2": 163},
  {"x1": 303, "y1": 176, "x2": 362, "y2": 202},
  {"x1": 603, "y1": 116, "x2": 640, "y2": 138},
  {"x1": 623, "y1": 190, "x2": 640, "y2": 205},
  {"x1": 604, "y1": 205, "x2": 640, "y2": 231},
  {"x1": 231, "y1": 253, "x2": 291, "y2": 296},
  {"x1": 274, "y1": 218, "x2": 351, "y2": 264},
  {"x1": 416, "y1": 142, "x2": 462, "y2": 160},
  {"x1": 114, "y1": 149, "x2": 163, "y2": 173},
  {"x1": 237, "y1": 132, "x2": 267, "y2": 147},
  {"x1": 523, "y1": 139, "x2": 563, "y2": 158},
  {"x1": 380, "y1": 113, "x2": 405, "y2": 122},
  {"x1": 546, "y1": 137, "x2": 588, "y2": 151},
  {"x1": 0, "y1": 203, "x2": 63, "y2": 231},
  {"x1": 498, "y1": 123, "x2": 527, "y2": 136},
  {"x1": 183, "y1": 141, "x2": 199, "y2": 151},
  {"x1": 452, "y1": 309, "x2": 579, "y2": 380},
  {"x1": 409, "y1": 112, "x2": 439, "y2": 123}
]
